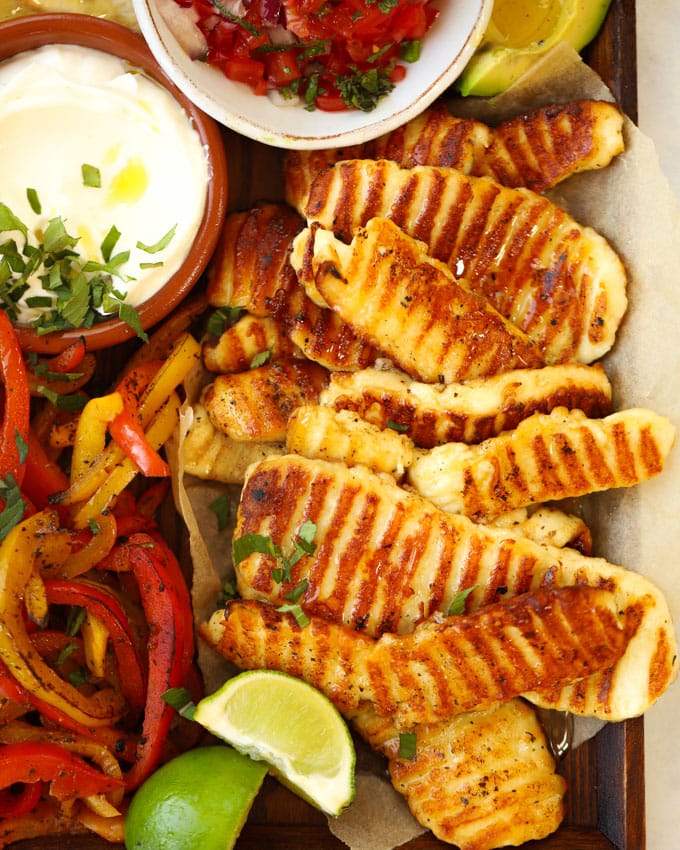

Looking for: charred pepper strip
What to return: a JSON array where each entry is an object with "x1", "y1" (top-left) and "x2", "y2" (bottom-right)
[
  {"x1": 121, "y1": 533, "x2": 192, "y2": 790},
  {"x1": 0, "y1": 741, "x2": 124, "y2": 800},
  {"x1": 21, "y1": 427, "x2": 70, "y2": 511},
  {"x1": 43, "y1": 578, "x2": 147, "y2": 715},
  {"x1": 0, "y1": 510, "x2": 125, "y2": 727},
  {"x1": 0, "y1": 310, "x2": 30, "y2": 485}
]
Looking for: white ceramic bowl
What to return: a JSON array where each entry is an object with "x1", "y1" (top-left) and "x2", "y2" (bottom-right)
[{"x1": 132, "y1": 0, "x2": 493, "y2": 150}]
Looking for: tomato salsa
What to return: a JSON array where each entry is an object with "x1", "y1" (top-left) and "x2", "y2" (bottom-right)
[{"x1": 173, "y1": 0, "x2": 440, "y2": 111}]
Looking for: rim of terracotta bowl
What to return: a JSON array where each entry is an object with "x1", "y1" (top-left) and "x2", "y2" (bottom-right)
[{"x1": 0, "y1": 12, "x2": 227, "y2": 354}]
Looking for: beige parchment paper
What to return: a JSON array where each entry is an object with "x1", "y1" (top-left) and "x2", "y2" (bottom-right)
[{"x1": 171, "y1": 42, "x2": 680, "y2": 850}]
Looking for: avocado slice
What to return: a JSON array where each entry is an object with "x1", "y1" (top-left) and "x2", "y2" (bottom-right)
[{"x1": 458, "y1": 0, "x2": 612, "y2": 98}]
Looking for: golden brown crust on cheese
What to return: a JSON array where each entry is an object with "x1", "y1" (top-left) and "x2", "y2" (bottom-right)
[
  {"x1": 205, "y1": 202, "x2": 304, "y2": 315},
  {"x1": 181, "y1": 403, "x2": 285, "y2": 484},
  {"x1": 473, "y1": 99, "x2": 624, "y2": 192},
  {"x1": 232, "y1": 455, "x2": 678, "y2": 719},
  {"x1": 407, "y1": 407, "x2": 676, "y2": 520},
  {"x1": 284, "y1": 99, "x2": 623, "y2": 213},
  {"x1": 296, "y1": 218, "x2": 544, "y2": 382},
  {"x1": 272, "y1": 282, "x2": 380, "y2": 371},
  {"x1": 350, "y1": 700, "x2": 566, "y2": 850},
  {"x1": 286, "y1": 405, "x2": 415, "y2": 478},
  {"x1": 202, "y1": 314, "x2": 300, "y2": 374},
  {"x1": 321, "y1": 363, "x2": 612, "y2": 448},
  {"x1": 203, "y1": 360, "x2": 329, "y2": 442},
  {"x1": 304, "y1": 159, "x2": 627, "y2": 364},
  {"x1": 202, "y1": 586, "x2": 625, "y2": 725}
]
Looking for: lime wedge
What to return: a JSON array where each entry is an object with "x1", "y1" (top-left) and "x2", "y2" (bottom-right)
[
  {"x1": 124, "y1": 746, "x2": 267, "y2": 850},
  {"x1": 459, "y1": 0, "x2": 612, "y2": 97},
  {"x1": 193, "y1": 669, "x2": 356, "y2": 817}
]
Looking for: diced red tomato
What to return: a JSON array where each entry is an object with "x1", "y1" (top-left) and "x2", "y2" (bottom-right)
[{"x1": 183, "y1": 0, "x2": 439, "y2": 111}]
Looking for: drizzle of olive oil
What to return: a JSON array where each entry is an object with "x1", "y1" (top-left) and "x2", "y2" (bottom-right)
[{"x1": 107, "y1": 157, "x2": 149, "y2": 205}]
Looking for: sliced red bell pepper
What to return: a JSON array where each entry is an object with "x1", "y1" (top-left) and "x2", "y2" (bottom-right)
[
  {"x1": 0, "y1": 310, "x2": 30, "y2": 486},
  {"x1": 0, "y1": 779, "x2": 42, "y2": 818},
  {"x1": 21, "y1": 428, "x2": 70, "y2": 511},
  {"x1": 43, "y1": 578, "x2": 147, "y2": 715},
  {"x1": 108, "y1": 407, "x2": 170, "y2": 478},
  {"x1": 48, "y1": 337, "x2": 87, "y2": 374},
  {"x1": 0, "y1": 741, "x2": 124, "y2": 800},
  {"x1": 119, "y1": 533, "x2": 193, "y2": 790},
  {"x1": 30, "y1": 695, "x2": 138, "y2": 765},
  {"x1": 110, "y1": 361, "x2": 171, "y2": 477}
]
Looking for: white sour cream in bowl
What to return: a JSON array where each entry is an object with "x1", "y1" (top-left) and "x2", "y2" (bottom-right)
[{"x1": 0, "y1": 42, "x2": 209, "y2": 331}]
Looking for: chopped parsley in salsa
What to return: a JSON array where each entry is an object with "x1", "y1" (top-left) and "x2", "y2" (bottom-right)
[{"x1": 175, "y1": 0, "x2": 439, "y2": 111}]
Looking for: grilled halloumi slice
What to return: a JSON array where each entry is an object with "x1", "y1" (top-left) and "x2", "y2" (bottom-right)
[
  {"x1": 203, "y1": 361, "x2": 328, "y2": 443},
  {"x1": 286, "y1": 405, "x2": 415, "y2": 479},
  {"x1": 202, "y1": 314, "x2": 299, "y2": 374},
  {"x1": 488, "y1": 506, "x2": 592, "y2": 555},
  {"x1": 408, "y1": 406, "x2": 676, "y2": 520},
  {"x1": 349, "y1": 700, "x2": 566, "y2": 850},
  {"x1": 202, "y1": 586, "x2": 625, "y2": 726},
  {"x1": 181, "y1": 403, "x2": 285, "y2": 484},
  {"x1": 233, "y1": 455, "x2": 678, "y2": 720},
  {"x1": 304, "y1": 159, "x2": 628, "y2": 364},
  {"x1": 293, "y1": 218, "x2": 543, "y2": 383},
  {"x1": 204, "y1": 203, "x2": 381, "y2": 371},
  {"x1": 284, "y1": 99, "x2": 624, "y2": 213},
  {"x1": 474, "y1": 98, "x2": 624, "y2": 192},
  {"x1": 276, "y1": 281, "x2": 380, "y2": 371},
  {"x1": 206, "y1": 203, "x2": 303, "y2": 316},
  {"x1": 320, "y1": 363, "x2": 612, "y2": 448}
]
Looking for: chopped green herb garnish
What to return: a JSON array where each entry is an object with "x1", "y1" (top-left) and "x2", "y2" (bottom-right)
[
  {"x1": 0, "y1": 200, "x2": 147, "y2": 340},
  {"x1": 367, "y1": 0, "x2": 399, "y2": 10},
  {"x1": 68, "y1": 668, "x2": 88, "y2": 687},
  {"x1": 250, "y1": 349, "x2": 271, "y2": 369},
  {"x1": 210, "y1": 0, "x2": 261, "y2": 36},
  {"x1": 284, "y1": 577, "x2": 309, "y2": 603},
  {"x1": 162, "y1": 686, "x2": 197, "y2": 719},
  {"x1": 26, "y1": 188, "x2": 41, "y2": 214},
  {"x1": 337, "y1": 66, "x2": 395, "y2": 112},
  {"x1": 65, "y1": 606, "x2": 87, "y2": 637},
  {"x1": 233, "y1": 522, "x2": 317, "y2": 586},
  {"x1": 398, "y1": 731, "x2": 417, "y2": 760},
  {"x1": 277, "y1": 602, "x2": 310, "y2": 628},
  {"x1": 209, "y1": 493, "x2": 231, "y2": 531},
  {"x1": 88, "y1": 517, "x2": 101, "y2": 535},
  {"x1": 36, "y1": 387, "x2": 88, "y2": 411},
  {"x1": 0, "y1": 473, "x2": 26, "y2": 544},
  {"x1": 137, "y1": 224, "x2": 177, "y2": 255},
  {"x1": 447, "y1": 586, "x2": 476, "y2": 616},
  {"x1": 100, "y1": 226, "x2": 121, "y2": 263},
  {"x1": 218, "y1": 580, "x2": 237, "y2": 605},
  {"x1": 206, "y1": 306, "x2": 246, "y2": 337},
  {"x1": 387, "y1": 419, "x2": 409, "y2": 433},
  {"x1": 399, "y1": 39, "x2": 421, "y2": 63},
  {"x1": 81, "y1": 163, "x2": 102, "y2": 188},
  {"x1": 56, "y1": 642, "x2": 79, "y2": 666}
]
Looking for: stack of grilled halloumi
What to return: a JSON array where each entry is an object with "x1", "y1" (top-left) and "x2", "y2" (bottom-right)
[{"x1": 183, "y1": 98, "x2": 678, "y2": 850}]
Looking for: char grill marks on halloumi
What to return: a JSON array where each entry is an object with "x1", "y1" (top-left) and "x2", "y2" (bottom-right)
[
  {"x1": 203, "y1": 360, "x2": 329, "y2": 443},
  {"x1": 202, "y1": 585, "x2": 626, "y2": 727},
  {"x1": 407, "y1": 406, "x2": 676, "y2": 520},
  {"x1": 348, "y1": 700, "x2": 567, "y2": 850},
  {"x1": 284, "y1": 98, "x2": 624, "y2": 212},
  {"x1": 233, "y1": 455, "x2": 678, "y2": 720},
  {"x1": 293, "y1": 217, "x2": 543, "y2": 383},
  {"x1": 320, "y1": 363, "x2": 612, "y2": 448},
  {"x1": 205, "y1": 203, "x2": 380, "y2": 372},
  {"x1": 303, "y1": 159, "x2": 628, "y2": 364}
]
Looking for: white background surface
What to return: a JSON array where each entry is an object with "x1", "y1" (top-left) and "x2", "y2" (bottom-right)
[{"x1": 636, "y1": 1, "x2": 680, "y2": 847}]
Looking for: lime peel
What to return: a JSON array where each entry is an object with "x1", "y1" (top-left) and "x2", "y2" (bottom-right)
[{"x1": 194, "y1": 669, "x2": 356, "y2": 817}]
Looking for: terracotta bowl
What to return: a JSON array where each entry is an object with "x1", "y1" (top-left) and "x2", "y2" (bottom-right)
[
  {"x1": 0, "y1": 13, "x2": 227, "y2": 353},
  {"x1": 133, "y1": 0, "x2": 493, "y2": 150}
]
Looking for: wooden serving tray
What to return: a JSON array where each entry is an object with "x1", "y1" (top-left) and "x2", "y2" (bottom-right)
[{"x1": 11, "y1": 2, "x2": 643, "y2": 848}]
